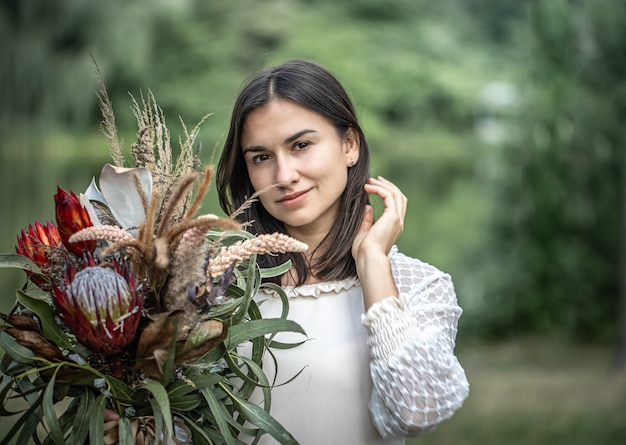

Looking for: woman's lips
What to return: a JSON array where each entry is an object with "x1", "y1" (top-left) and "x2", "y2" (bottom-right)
[{"x1": 277, "y1": 189, "x2": 310, "y2": 205}]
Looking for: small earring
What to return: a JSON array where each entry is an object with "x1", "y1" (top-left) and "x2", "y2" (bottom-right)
[{"x1": 349, "y1": 159, "x2": 355, "y2": 167}]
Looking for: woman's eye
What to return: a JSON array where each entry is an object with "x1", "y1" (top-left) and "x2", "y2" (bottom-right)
[
  {"x1": 252, "y1": 154, "x2": 271, "y2": 164},
  {"x1": 294, "y1": 141, "x2": 310, "y2": 150}
]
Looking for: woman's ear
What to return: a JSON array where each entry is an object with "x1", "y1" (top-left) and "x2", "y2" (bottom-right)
[{"x1": 344, "y1": 128, "x2": 360, "y2": 167}]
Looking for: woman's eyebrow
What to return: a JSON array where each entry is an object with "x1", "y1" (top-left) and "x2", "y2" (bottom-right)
[
  {"x1": 242, "y1": 129, "x2": 317, "y2": 154},
  {"x1": 285, "y1": 129, "x2": 316, "y2": 143}
]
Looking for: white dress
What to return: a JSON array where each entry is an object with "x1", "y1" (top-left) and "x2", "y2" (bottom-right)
[{"x1": 252, "y1": 247, "x2": 469, "y2": 445}]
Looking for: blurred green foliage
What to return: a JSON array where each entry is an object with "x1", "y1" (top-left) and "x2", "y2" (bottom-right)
[{"x1": 1, "y1": 0, "x2": 624, "y2": 349}]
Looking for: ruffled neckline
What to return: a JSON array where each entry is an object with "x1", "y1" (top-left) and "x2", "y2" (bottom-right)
[{"x1": 259, "y1": 276, "x2": 360, "y2": 299}]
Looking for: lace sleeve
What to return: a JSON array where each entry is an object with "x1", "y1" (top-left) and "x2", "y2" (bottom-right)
[{"x1": 360, "y1": 247, "x2": 469, "y2": 438}]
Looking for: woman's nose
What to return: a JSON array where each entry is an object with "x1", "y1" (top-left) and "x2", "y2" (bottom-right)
[{"x1": 275, "y1": 155, "x2": 299, "y2": 185}]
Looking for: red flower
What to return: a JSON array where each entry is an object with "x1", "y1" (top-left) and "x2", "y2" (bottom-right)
[
  {"x1": 54, "y1": 186, "x2": 96, "y2": 256},
  {"x1": 15, "y1": 221, "x2": 62, "y2": 289},
  {"x1": 52, "y1": 256, "x2": 143, "y2": 356}
]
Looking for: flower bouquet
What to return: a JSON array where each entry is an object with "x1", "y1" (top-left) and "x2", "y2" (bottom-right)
[{"x1": 0, "y1": 74, "x2": 307, "y2": 444}]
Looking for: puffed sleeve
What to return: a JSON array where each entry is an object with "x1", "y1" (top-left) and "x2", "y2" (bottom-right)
[{"x1": 361, "y1": 247, "x2": 469, "y2": 438}]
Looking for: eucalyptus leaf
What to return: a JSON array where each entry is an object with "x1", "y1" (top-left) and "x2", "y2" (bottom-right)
[
  {"x1": 141, "y1": 380, "x2": 173, "y2": 438},
  {"x1": 221, "y1": 384, "x2": 299, "y2": 445},
  {"x1": 104, "y1": 375, "x2": 137, "y2": 405},
  {"x1": 16, "y1": 289, "x2": 73, "y2": 350},
  {"x1": 168, "y1": 393, "x2": 202, "y2": 411},
  {"x1": 0, "y1": 390, "x2": 44, "y2": 445},
  {"x1": 15, "y1": 406, "x2": 43, "y2": 445},
  {"x1": 225, "y1": 319, "x2": 306, "y2": 350},
  {"x1": 118, "y1": 417, "x2": 134, "y2": 445},
  {"x1": 0, "y1": 331, "x2": 35, "y2": 364},
  {"x1": 229, "y1": 353, "x2": 272, "y2": 405},
  {"x1": 259, "y1": 260, "x2": 293, "y2": 279},
  {"x1": 266, "y1": 339, "x2": 308, "y2": 350},
  {"x1": 89, "y1": 393, "x2": 107, "y2": 445},
  {"x1": 67, "y1": 389, "x2": 93, "y2": 445},
  {"x1": 42, "y1": 371, "x2": 64, "y2": 445},
  {"x1": 200, "y1": 387, "x2": 240, "y2": 445},
  {"x1": 0, "y1": 375, "x2": 24, "y2": 416},
  {"x1": 149, "y1": 397, "x2": 165, "y2": 442},
  {"x1": 0, "y1": 253, "x2": 41, "y2": 274}
]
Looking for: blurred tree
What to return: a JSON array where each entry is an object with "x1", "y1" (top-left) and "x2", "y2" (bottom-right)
[
  {"x1": 0, "y1": 0, "x2": 159, "y2": 131},
  {"x1": 479, "y1": 0, "x2": 626, "y2": 350}
]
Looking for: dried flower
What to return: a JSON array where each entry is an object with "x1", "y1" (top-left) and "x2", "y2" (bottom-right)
[
  {"x1": 52, "y1": 256, "x2": 143, "y2": 355},
  {"x1": 54, "y1": 186, "x2": 96, "y2": 256},
  {"x1": 15, "y1": 221, "x2": 62, "y2": 288}
]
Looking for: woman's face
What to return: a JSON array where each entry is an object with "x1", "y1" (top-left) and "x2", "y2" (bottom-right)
[{"x1": 241, "y1": 99, "x2": 359, "y2": 239}]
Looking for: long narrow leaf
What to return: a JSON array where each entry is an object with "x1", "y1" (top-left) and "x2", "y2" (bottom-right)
[
  {"x1": 200, "y1": 387, "x2": 239, "y2": 445},
  {"x1": 88, "y1": 393, "x2": 107, "y2": 445},
  {"x1": 225, "y1": 319, "x2": 306, "y2": 350},
  {"x1": 15, "y1": 405, "x2": 43, "y2": 445},
  {"x1": 0, "y1": 375, "x2": 23, "y2": 416},
  {"x1": 16, "y1": 290, "x2": 73, "y2": 349},
  {"x1": 0, "y1": 390, "x2": 44, "y2": 445},
  {"x1": 67, "y1": 389, "x2": 93, "y2": 445},
  {"x1": 0, "y1": 253, "x2": 41, "y2": 273},
  {"x1": 42, "y1": 371, "x2": 64, "y2": 444},
  {"x1": 0, "y1": 331, "x2": 35, "y2": 364},
  {"x1": 141, "y1": 380, "x2": 173, "y2": 438},
  {"x1": 118, "y1": 417, "x2": 134, "y2": 445},
  {"x1": 258, "y1": 260, "x2": 292, "y2": 279},
  {"x1": 105, "y1": 375, "x2": 137, "y2": 405},
  {"x1": 259, "y1": 282, "x2": 291, "y2": 320},
  {"x1": 220, "y1": 384, "x2": 299, "y2": 445}
]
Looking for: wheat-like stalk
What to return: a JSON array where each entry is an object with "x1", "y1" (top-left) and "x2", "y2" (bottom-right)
[
  {"x1": 69, "y1": 225, "x2": 135, "y2": 244},
  {"x1": 208, "y1": 233, "x2": 308, "y2": 278}
]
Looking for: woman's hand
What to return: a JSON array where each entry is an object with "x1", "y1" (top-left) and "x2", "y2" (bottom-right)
[
  {"x1": 104, "y1": 409, "x2": 120, "y2": 444},
  {"x1": 352, "y1": 176, "x2": 407, "y2": 260},
  {"x1": 352, "y1": 176, "x2": 407, "y2": 310}
]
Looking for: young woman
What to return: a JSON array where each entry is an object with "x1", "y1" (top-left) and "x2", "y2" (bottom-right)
[{"x1": 216, "y1": 59, "x2": 469, "y2": 444}]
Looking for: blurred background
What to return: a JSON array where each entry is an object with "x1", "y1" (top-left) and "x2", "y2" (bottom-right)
[{"x1": 1, "y1": 0, "x2": 625, "y2": 443}]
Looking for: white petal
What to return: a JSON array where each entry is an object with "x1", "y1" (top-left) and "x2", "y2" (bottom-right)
[
  {"x1": 99, "y1": 164, "x2": 152, "y2": 231},
  {"x1": 79, "y1": 192, "x2": 102, "y2": 226},
  {"x1": 85, "y1": 177, "x2": 107, "y2": 203}
]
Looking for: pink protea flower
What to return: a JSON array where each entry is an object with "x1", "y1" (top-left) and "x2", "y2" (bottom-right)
[
  {"x1": 54, "y1": 186, "x2": 96, "y2": 257},
  {"x1": 52, "y1": 256, "x2": 143, "y2": 356},
  {"x1": 15, "y1": 221, "x2": 62, "y2": 289}
]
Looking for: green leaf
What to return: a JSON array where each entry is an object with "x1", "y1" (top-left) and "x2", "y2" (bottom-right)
[
  {"x1": 0, "y1": 331, "x2": 36, "y2": 364},
  {"x1": 140, "y1": 380, "x2": 173, "y2": 438},
  {"x1": 105, "y1": 375, "x2": 137, "y2": 405},
  {"x1": 207, "y1": 296, "x2": 244, "y2": 318},
  {"x1": 168, "y1": 393, "x2": 202, "y2": 411},
  {"x1": 88, "y1": 393, "x2": 107, "y2": 445},
  {"x1": 180, "y1": 412, "x2": 225, "y2": 445},
  {"x1": 221, "y1": 384, "x2": 299, "y2": 445},
  {"x1": 224, "y1": 318, "x2": 306, "y2": 350},
  {"x1": 16, "y1": 289, "x2": 73, "y2": 349},
  {"x1": 15, "y1": 405, "x2": 43, "y2": 445},
  {"x1": 199, "y1": 386, "x2": 239, "y2": 445},
  {"x1": 267, "y1": 339, "x2": 308, "y2": 350},
  {"x1": 230, "y1": 256, "x2": 261, "y2": 325},
  {"x1": 118, "y1": 417, "x2": 134, "y2": 445},
  {"x1": 259, "y1": 260, "x2": 293, "y2": 279},
  {"x1": 259, "y1": 282, "x2": 291, "y2": 320},
  {"x1": 67, "y1": 389, "x2": 92, "y2": 445},
  {"x1": 42, "y1": 371, "x2": 64, "y2": 445},
  {"x1": 0, "y1": 389, "x2": 44, "y2": 445},
  {"x1": 0, "y1": 253, "x2": 41, "y2": 274}
]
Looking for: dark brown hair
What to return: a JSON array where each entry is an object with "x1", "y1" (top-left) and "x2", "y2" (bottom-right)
[{"x1": 216, "y1": 59, "x2": 371, "y2": 285}]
